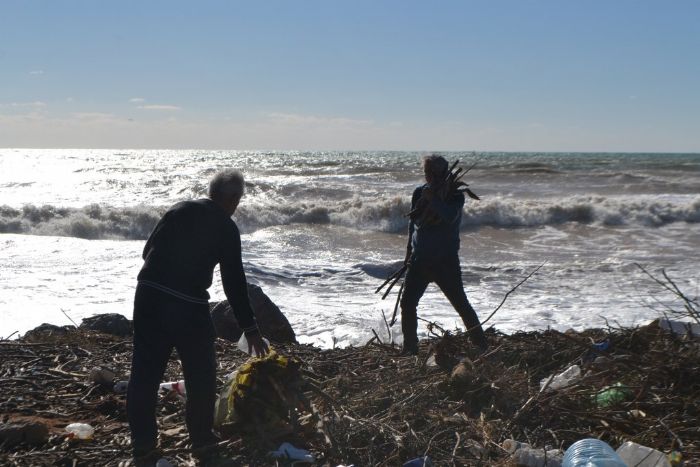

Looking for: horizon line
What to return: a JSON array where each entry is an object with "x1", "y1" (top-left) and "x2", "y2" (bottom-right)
[{"x1": 2, "y1": 147, "x2": 699, "y2": 155}]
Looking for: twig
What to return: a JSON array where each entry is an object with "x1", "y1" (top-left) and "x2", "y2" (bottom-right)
[
  {"x1": 60, "y1": 308, "x2": 79, "y2": 327},
  {"x1": 375, "y1": 265, "x2": 407, "y2": 294},
  {"x1": 381, "y1": 268, "x2": 407, "y2": 300},
  {"x1": 1, "y1": 331, "x2": 18, "y2": 341},
  {"x1": 452, "y1": 431, "x2": 462, "y2": 460},
  {"x1": 389, "y1": 280, "x2": 405, "y2": 326},
  {"x1": 473, "y1": 262, "x2": 545, "y2": 330},
  {"x1": 381, "y1": 309, "x2": 393, "y2": 345}
]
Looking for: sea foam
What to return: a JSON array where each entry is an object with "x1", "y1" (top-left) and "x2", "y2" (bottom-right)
[{"x1": 2, "y1": 195, "x2": 699, "y2": 240}]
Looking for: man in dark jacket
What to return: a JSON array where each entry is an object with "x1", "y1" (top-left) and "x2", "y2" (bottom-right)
[
  {"x1": 400, "y1": 155, "x2": 488, "y2": 355},
  {"x1": 127, "y1": 169, "x2": 267, "y2": 466}
]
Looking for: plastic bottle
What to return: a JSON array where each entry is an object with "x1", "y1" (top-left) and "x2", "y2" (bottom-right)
[
  {"x1": 616, "y1": 441, "x2": 671, "y2": 467},
  {"x1": 65, "y1": 422, "x2": 95, "y2": 440},
  {"x1": 562, "y1": 439, "x2": 626, "y2": 467},
  {"x1": 159, "y1": 380, "x2": 186, "y2": 398},
  {"x1": 503, "y1": 440, "x2": 563, "y2": 467},
  {"x1": 237, "y1": 333, "x2": 271, "y2": 357},
  {"x1": 595, "y1": 383, "x2": 629, "y2": 407},
  {"x1": 540, "y1": 365, "x2": 581, "y2": 392}
]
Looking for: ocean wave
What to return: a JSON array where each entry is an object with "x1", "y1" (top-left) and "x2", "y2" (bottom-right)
[
  {"x1": 461, "y1": 196, "x2": 700, "y2": 228},
  {"x1": 0, "y1": 204, "x2": 163, "y2": 240},
  {"x1": 2, "y1": 195, "x2": 699, "y2": 240}
]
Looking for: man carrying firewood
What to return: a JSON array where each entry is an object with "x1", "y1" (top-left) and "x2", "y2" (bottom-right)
[{"x1": 400, "y1": 154, "x2": 488, "y2": 355}]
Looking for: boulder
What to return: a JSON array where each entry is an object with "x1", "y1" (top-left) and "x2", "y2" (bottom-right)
[
  {"x1": 22, "y1": 323, "x2": 76, "y2": 341},
  {"x1": 210, "y1": 284, "x2": 296, "y2": 344},
  {"x1": 80, "y1": 313, "x2": 133, "y2": 337},
  {"x1": 0, "y1": 420, "x2": 49, "y2": 447}
]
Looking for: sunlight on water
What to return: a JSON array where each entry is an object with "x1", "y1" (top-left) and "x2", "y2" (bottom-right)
[{"x1": 1, "y1": 149, "x2": 699, "y2": 345}]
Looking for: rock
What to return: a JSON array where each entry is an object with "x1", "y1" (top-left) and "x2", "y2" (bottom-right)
[
  {"x1": 79, "y1": 313, "x2": 132, "y2": 337},
  {"x1": 210, "y1": 284, "x2": 296, "y2": 343},
  {"x1": 450, "y1": 359, "x2": 475, "y2": 387},
  {"x1": 88, "y1": 367, "x2": 116, "y2": 385},
  {"x1": 22, "y1": 323, "x2": 76, "y2": 341},
  {"x1": 0, "y1": 420, "x2": 49, "y2": 447}
]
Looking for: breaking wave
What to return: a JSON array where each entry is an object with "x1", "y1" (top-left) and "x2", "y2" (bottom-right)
[
  {"x1": 0, "y1": 204, "x2": 164, "y2": 240},
  {"x1": 2, "y1": 195, "x2": 699, "y2": 240}
]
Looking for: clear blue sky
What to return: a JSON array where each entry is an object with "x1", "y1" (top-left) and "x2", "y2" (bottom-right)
[{"x1": 1, "y1": 0, "x2": 698, "y2": 151}]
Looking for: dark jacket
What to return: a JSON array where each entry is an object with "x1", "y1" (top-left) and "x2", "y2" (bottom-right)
[
  {"x1": 406, "y1": 184, "x2": 464, "y2": 262},
  {"x1": 138, "y1": 199, "x2": 257, "y2": 333}
]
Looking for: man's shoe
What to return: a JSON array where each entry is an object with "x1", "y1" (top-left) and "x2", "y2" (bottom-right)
[{"x1": 400, "y1": 346, "x2": 418, "y2": 356}]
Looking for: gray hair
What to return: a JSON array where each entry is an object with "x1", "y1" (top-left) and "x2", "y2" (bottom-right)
[
  {"x1": 208, "y1": 169, "x2": 245, "y2": 201},
  {"x1": 422, "y1": 154, "x2": 449, "y2": 177}
]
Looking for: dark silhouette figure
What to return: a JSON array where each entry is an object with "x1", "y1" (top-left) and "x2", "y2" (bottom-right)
[{"x1": 400, "y1": 155, "x2": 488, "y2": 355}]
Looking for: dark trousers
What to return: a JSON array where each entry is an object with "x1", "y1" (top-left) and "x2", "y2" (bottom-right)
[
  {"x1": 400, "y1": 256, "x2": 487, "y2": 351},
  {"x1": 127, "y1": 285, "x2": 218, "y2": 457}
]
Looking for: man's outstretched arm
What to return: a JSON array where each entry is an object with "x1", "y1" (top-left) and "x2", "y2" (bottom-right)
[{"x1": 220, "y1": 222, "x2": 268, "y2": 356}]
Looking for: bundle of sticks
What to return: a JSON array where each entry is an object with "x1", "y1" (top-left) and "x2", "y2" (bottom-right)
[{"x1": 408, "y1": 159, "x2": 480, "y2": 227}]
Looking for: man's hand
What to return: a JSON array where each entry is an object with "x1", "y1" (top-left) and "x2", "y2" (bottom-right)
[{"x1": 247, "y1": 333, "x2": 270, "y2": 357}]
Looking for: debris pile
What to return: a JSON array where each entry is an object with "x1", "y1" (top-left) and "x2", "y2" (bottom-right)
[{"x1": 1, "y1": 319, "x2": 698, "y2": 465}]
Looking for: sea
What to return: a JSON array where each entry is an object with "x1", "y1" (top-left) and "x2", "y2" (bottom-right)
[{"x1": 1, "y1": 149, "x2": 699, "y2": 347}]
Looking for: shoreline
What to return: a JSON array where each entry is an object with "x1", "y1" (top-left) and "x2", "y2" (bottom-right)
[{"x1": 1, "y1": 317, "x2": 697, "y2": 465}]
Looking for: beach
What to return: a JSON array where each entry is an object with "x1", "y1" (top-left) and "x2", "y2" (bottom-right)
[{"x1": 1, "y1": 316, "x2": 698, "y2": 465}]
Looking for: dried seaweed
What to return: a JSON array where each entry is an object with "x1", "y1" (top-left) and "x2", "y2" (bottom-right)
[{"x1": 1, "y1": 321, "x2": 698, "y2": 466}]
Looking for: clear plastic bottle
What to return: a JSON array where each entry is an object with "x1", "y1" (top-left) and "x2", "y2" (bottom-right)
[
  {"x1": 540, "y1": 365, "x2": 582, "y2": 392},
  {"x1": 503, "y1": 440, "x2": 563, "y2": 467},
  {"x1": 563, "y1": 439, "x2": 626, "y2": 467},
  {"x1": 616, "y1": 441, "x2": 671, "y2": 467},
  {"x1": 237, "y1": 333, "x2": 271, "y2": 357},
  {"x1": 65, "y1": 422, "x2": 95, "y2": 440}
]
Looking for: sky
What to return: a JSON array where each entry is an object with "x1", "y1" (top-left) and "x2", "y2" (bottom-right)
[{"x1": 1, "y1": 0, "x2": 699, "y2": 152}]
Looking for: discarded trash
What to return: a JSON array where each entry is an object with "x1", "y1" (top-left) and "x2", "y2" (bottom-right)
[
  {"x1": 591, "y1": 339, "x2": 610, "y2": 352},
  {"x1": 402, "y1": 456, "x2": 433, "y2": 467},
  {"x1": 113, "y1": 380, "x2": 129, "y2": 393},
  {"x1": 237, "y1": 333, "x2": 271, "y2": 357},
  {"x1": 668, "y1": 451, "x2": 682, "y2": 466},
  {"x1": 269, "y1": 442, "x2": 315, "y2": 463},
  {"x1": 594, "y1": 382, "x2": 630, "y2": 407},
  {"x1": 65, "y1": 423, "x2": 95, "y2": 440},
  {"x1": 213, "y1": 350, "x2": 303, "y2": 433},
  {"x1": 562, "y1": 438, "x2": 626, "y2": 467},
  {"x1": 503, "y1": 439, "x2": 563, "y2": 467},
  {"x1": 159, "y1": 380, "x2": 186, "y2": 399},
  {"x1": 616, "y1": 441, "x2": 671, "y2": 467},
  {"x1": 540, "y1": 365, "x2": 581, "y2": 392},
  {"x1": 155, "y1": 458, "x2": 175, "y2": 467}
]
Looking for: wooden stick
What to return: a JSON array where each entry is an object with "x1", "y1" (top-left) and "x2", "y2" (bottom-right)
[
  {"x1": 389, "y1": 280, "x2": 405, "y2": 326},
  {"x1": 375, "y1": 265, "x2": 407, "y2": 294},
  {"x1": 381, "y1": 268, "x2": 406, "y2": 300}
]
